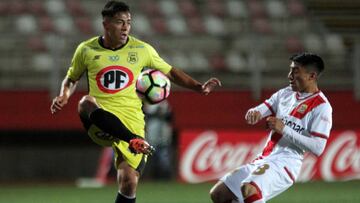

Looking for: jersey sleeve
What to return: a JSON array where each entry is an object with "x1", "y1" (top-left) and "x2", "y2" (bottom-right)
[
  {"x1": 66, "y1": 43, "x2": 87, "y2": 81},
  {"x1": 145, "y1": 43, "x2": 172, "y2": 74},
  {"x1": 282, "y1": 126, "x2": 327, "y2": 156},
  {"x1": 309, "y1": 103, "x2": 333, "y2": 139},
  {"x1": 253, "y1": 88, "x2": 283, "y2": 117}
]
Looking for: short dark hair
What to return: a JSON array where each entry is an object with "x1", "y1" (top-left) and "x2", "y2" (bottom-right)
[
  {"x1": 101, "y1": 1, "x2": 130, "y2": 18},
  {"x1": 290, "y1": 52, "x2": 325, "y2": 76}
]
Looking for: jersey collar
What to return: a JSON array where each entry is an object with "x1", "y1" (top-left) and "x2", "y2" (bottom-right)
[
  {"x1": 295, "y1": 90, "x2": 320, "y2": 100},
  {"x1": 98, "y1": 36, "x2": 129, "y2": 51}
]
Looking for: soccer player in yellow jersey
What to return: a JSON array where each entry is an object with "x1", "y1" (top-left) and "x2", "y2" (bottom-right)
[{"x1": 50, "y1": 1, "x2": 221, "y2": 203}]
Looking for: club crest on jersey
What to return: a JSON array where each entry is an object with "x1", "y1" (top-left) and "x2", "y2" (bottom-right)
[
  {"x1": 297, "y1": 104, "x2": 308, "y2": 114},
  {"x1": 127, "y1": 52, "x2": 138, "y2": 64},
  {"x1": 108, "y1": 55, "x2": 119, "y2": 61},
  {"x1": 96, "y1": 66, "x2": 134, "y2": 94}
]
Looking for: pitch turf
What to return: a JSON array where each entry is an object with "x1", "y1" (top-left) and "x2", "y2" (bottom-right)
[{"x1": 0, "y1": 180, "x2": 359, "y2": 203}]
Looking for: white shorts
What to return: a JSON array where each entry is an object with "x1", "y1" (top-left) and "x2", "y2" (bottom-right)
[{"x1": 221, "y1": 156, "x2": 299, "y2": 202}]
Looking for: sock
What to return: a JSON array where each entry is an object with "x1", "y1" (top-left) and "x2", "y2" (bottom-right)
[
  {"x1": 115, "y1": 192, "x2": 136, "y2": 203},
  {"x1": 90, "y1": 108, "x2": 137, "y2": 142}
]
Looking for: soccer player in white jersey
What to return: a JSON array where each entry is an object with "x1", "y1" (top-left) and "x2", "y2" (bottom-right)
[{"x1": 210, "y1": 52, "x2": 333, "y2": 203}]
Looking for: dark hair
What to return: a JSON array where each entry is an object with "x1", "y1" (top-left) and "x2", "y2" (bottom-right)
[
  {"x1": 102, "y1": 1, "x2": 130, "y2": 18},
  {"x1": 290, "y1": 52, "x2": 325, "y2": 76}
]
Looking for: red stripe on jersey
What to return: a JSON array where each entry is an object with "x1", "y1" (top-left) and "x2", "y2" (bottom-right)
[
  {"x1": 244, "y1": 182, "x2": 263, "y2": 203},
  {"x1": 290, "y1": 95, "x2": 325, "y2": 119},
  {"x1": 261, "y1": 132, "x2": 282, "y2": 157},
  {"x1": 310, "y1": 131, "x2": 328, "y2": 139},
  {"x1": 284, "y1": 167, "x2": 295, "y2": 183},
  {"x1": 251, "y1": 156, "x2": 263, "y2": 163},
  {"x1": 264, "y1": 101, "x2": 275, "y2": 115}
]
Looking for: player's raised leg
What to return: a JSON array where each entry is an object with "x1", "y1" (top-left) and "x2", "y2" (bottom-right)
[
  {"x1": 78, "y1": 95, "x2": 154, "y2": 154},
  {"x1": 210, "y1": 163, "x2": 267, "y2": 203},
  {"x1": 78, "y1": 95, "x2": 135, "y2": 142},
  {"x1": 210, "y1": 181, "x2": 238, "y2": 203},
  {"x1": 210, "y1": 181, "x2": 263, "y2": 203}
]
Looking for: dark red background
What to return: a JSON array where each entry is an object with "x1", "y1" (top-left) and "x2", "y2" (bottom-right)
[{"x1": 0, "y1": 90, "x2": 358, "y2": 130}]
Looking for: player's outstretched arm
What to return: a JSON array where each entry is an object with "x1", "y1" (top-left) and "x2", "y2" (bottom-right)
[
  {"x1": 50, "y1": 77, "x2": 78, "y2": 114},
  {"x1": 166, "y1": 67, "x2": 221, "y2": 95}
]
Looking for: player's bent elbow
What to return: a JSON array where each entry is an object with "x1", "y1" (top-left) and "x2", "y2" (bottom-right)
[
  {"x1": 309, "y1": 145, "x2": 325, "y2": 157},
  {"x1": 307, "y1": 139, "x2": 327, "y2": 157},
  {"x1": 311, "y1": 149, "x2": 324, "y2": 157}
]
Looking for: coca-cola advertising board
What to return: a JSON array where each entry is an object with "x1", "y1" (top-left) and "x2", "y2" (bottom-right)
[{"x1": 179, "y1": 130, "x2": 360, "y2": 183}]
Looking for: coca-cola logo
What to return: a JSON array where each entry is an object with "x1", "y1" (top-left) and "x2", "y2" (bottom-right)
[
  {"x1": 179, "y1": 130, "x2": 360, "y2": 183},
  {"x1": 179, "y1": 131, "x2": 264, "y2": 183},
  {"x1": 321, "y1": 131, "x2": 360, "y2": 181}
]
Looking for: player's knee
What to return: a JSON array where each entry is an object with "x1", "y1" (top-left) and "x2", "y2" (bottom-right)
[
  {"x1": 209, "y1": 187, "x2": 220, "y2": 203},
  {"x1": 78, "y1": 95, "x2": 98, "y2": 116},
  {"x1": 209, "y1": 182, "x2": 229, "y2": 203},
  {"x1": 241, "y1": 182, "x2": 259, "y2": 199}
]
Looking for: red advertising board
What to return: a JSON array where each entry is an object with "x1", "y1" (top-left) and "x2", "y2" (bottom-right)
[
  {"x1": 179, "y1": 130, "x2": 360, "y2": 183},
  {"x1": 1, "y1": 90, "x2": 359, "y2": 130}
]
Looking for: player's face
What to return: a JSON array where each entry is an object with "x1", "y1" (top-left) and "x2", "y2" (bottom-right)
[
  {"x1": 288, "y1": 62, "x2": 313, "y2": 92},
  {"x1": 103, "y1": 12, "x2": 131, "y2": 46}
]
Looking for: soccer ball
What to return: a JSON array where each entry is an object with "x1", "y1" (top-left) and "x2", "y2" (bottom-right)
[{"x1": 136, "y1": 69, "x2": 171, "y2": 104}]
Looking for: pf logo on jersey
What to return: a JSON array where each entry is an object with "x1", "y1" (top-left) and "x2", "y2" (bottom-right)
[{"x1": 96, "y1": 66, "x2": 134, "y2": 94}]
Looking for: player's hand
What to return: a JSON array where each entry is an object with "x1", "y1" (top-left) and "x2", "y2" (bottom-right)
[
  {"x1": 245, "y1": 109, "x2": 262, "y2": 125},
  {"x1": 202, "y1": 77, "x2": 222, "y2": 95},
  {"x1": 50, "y1": 95, "x2": 68, "y2": 114},
  {"x1": 266, "y1": 116, "x2": 285, "y2": 134}
]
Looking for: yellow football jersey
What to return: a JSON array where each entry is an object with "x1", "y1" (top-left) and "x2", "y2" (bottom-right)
[{"x1": 67, "y1": 36, "x2": 172, "y2": 137}]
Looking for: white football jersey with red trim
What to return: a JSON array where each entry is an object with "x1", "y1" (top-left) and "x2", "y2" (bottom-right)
[
  {"x1": 221, "y1": 86, "x2": 333, "y2": 201},
  {"x1": 254, "y1": 86, "x2": 333, "y2": 160}
]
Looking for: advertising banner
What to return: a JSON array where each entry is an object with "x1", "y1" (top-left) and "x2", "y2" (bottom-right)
[{"x1": 179, "y1": 130, "x2": 360, "y2": 183}]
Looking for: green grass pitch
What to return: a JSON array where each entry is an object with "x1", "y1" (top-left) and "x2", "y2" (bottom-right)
[{"x1": 0, "y1": 180, "x2": 359, "y2": 203}]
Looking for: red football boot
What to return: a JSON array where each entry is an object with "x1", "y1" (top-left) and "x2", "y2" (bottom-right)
[{"x1": 129, "y1": 138, "x2": 155, "y2": 155}]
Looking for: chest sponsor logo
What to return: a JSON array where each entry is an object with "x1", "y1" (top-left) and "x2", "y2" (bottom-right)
[
  {"x1": 283, "y1": 117, "x2": 304, "y2": 134},
  {"x1": 96, "y1": 66, "x2": 134, "y2": 94},
  {"x1": 108, "y1": 55, "x2": 119, "y2": 61},
  {"x1": 127, "y1": 52, "x2": 138, "y2": 64},
  {"x1": 297, "y1": 104, "x2": 308, "y2": 114}
]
